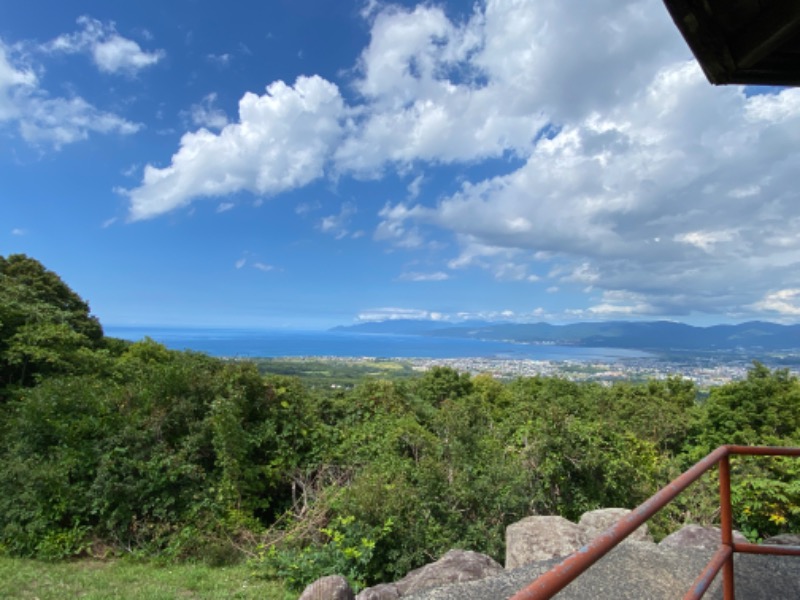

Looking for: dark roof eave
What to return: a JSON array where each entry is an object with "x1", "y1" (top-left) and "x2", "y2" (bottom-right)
[{"x1": 662, "y1": 0, "x2": 800, "y2": 87}]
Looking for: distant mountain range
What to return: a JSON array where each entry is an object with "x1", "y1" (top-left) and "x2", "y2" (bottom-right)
[{"x1": 331, "y1": 320, "x2": 800, "y2": 352}]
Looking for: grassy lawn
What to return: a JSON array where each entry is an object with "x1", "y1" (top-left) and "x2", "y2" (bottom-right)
[{"x1": 0, "y1": 557, "x2": 288, "y2": 600}]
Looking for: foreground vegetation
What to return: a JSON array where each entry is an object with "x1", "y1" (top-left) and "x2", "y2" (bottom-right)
[
  {"x1": 1, "y1": 254, "x2": 799, "y2": 594},
  {"x1": 0, "y1": 556, "x2": 286, "y2": 599}
]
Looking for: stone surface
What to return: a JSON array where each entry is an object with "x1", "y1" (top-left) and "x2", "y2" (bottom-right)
[
  {"x1": 355, "y1": 583, "x2": 401, "y2": 600},
  {"x1": 404, "y1": 542, "x2": 800, "y2": 600},
  {"x1": 579, "y1": 508, "x2": 653, "y2": 543},
  {"x1": 298, "y1": 575, "x2": 355, "y2": 600},
  {"x1": 505, "y1": 515, "x2": 587, "y2": 569},
  {"x1": 392, "y1": 549, "x2": 503, "y2": 596},
  {"x1": 405, "y1": 543, "x2": 717, "y2": 600},
  {"x1": 659, "y1": 524, "x2": 747, "y2": 550},
  {"x1": 763, "y1": 533, "x2": 800, "y2": 546}
]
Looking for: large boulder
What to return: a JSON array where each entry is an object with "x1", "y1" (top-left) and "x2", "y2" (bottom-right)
[
  {"x1": 357, "y1": 549, "x2": 503, "y2": 598},
  {"x1": 505, "y1": 516, "x2": 587, "y2": 568},
  {"x1": 579, "y1": 508, "x2": 653, "y2": 543},
  {"x1": 659, "y1": 524, "x2": 747, "y2": 550},
  {"x1": 299, "y1": 575, "x2": 355, "y2": 600},
  {"x1": 395, "y1": 549, "x2": 503, "y2": 596}
]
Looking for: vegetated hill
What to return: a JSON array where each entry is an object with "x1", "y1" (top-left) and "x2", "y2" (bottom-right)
[{"x1": 333, "y1": 320, "x2": 800, "y2": 351}]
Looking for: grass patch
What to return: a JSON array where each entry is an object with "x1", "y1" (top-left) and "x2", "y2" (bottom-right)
[{"x1": 0, "y1": 557, "x2": 288, "y2": 600}]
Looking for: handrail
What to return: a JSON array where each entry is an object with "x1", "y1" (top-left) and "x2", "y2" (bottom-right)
[{"x1": 509, "y1": 445, "x2": 800, "y2": 600}]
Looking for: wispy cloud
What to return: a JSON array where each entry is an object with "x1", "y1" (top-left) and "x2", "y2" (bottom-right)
[
  {"x1": 319, "y1": 202, "x2": 357, "y2": 239},
  {"x1": 235, "y1": 253, "x2": 277, "y2": 273},
  {"x1": 253, "y1": 262, "x2": 274, "y2": 272},
  {"x1": 121, "y1": 163, "x2": 140, "y2": 177},
  {"x1": 296, "y1": 200, "x2": 321, "y2": 216},
  {"x1": 0, "y1": 40, "x2": 140, "y2": 148},
  {"x1": 751, "y1": 289, "x2": 800, "y2": 316},
  {"x1": 185, "y1": 93, "x2": 229, "y2": 131},
  {"x1": 407, "y1": 174, "x2": 424, "y2": 200},
  {"x1": 207, "y1": 53, "x2": 232, "y2": 67},
  {"x1": 46, "y1": 16, "x2": 164, "y2": 75},
  {"x1": 397, "y1": 271, "x2": 449, "y2": 282},
  {"x1": 357, "y1": 307, "x2": 446, "y2": 322}
]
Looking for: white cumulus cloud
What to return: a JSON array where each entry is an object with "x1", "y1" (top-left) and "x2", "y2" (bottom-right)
[
  {"x1": 124, "y1": 76, "x2": 345, "y2": 221},
  {"x1": 47, "y1": 16, "x2": 164, "y2": 74}
]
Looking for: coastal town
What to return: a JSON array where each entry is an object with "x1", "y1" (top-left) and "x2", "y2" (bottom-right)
[
  {"x1": 280, "y1": 354, "x2": 800, "y2": 390},
  {"x1": 403, "y1": 356, "x2": 767, "y2": 388}
]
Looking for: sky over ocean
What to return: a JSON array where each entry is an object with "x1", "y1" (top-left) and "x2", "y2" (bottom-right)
[{"x1": 2, "y1": 1, "x2": 800, "y2": 330}]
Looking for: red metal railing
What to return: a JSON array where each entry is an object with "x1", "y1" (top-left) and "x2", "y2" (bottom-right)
[{"x1": 510, "y1": 445, "x2": 800, "y2": 600}]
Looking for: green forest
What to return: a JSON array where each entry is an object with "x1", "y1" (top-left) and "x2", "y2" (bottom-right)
[{"x1": 1, "y1": 254, "x2": 799, "y2": 594}]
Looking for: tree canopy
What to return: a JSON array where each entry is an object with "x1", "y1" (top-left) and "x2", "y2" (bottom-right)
[{"x1": 0, "y1": 255, "x2": 104, "y2": 394}]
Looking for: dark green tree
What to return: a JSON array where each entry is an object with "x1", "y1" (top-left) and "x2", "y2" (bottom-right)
[
  {"x1": 414, "y1": 366, "x2": 472, "y2": 407},
  {"x1": 0, "y1": 254, "x2": 104, "y2": 394},
  {"x1": 687, "y1": 363, "x2": 800, "y2": 540}
]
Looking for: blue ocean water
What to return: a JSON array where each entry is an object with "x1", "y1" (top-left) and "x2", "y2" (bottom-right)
[{"x1": 105, "y1": 326, "x2": 649, "y2": 361}]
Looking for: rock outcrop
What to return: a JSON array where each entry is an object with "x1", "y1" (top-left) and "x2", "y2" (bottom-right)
[
  {"x1": 505, "y1": 515, "x2": 587, "y2": 568},
  {"x1": 579, "y1": 507, "x2": 653, "y2": 543},
  {"x1": 355, "y1": 583, "x2": 401, "y2": 600},
  {"x1": 299, "y1": 575, "x2": 355, "y2": 600},
  {"x1": 298, "y1": 510, "x2": 798, "y2": 600},
  {"x1": 659, "y1": 524, "x2": 747, "y2": 550},
  {"x1": 405, "y1": 542, "x2": 800, "y2": 600},
  {"x1": 356, "y1": 549, "x2": 503, "y2": 599},
  {"x1": 505, "y1": 508, "x2": 653, "y2": 569},
  {"x1": 405, "y1": 543, "x2": 719, "y2": 600}
]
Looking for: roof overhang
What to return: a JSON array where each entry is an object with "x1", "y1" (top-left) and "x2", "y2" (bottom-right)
[{"x1": 662, "y1": 0, "x2": 800, "y2": 86}]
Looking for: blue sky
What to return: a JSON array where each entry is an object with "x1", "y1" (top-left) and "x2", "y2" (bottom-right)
[{"x1": 2, "y1": 0, "x2": 800, "y2": 329}]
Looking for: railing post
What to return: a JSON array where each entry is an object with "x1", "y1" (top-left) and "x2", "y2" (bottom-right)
[{"x1": 719, "y1": 452, "x2": 735, "y2": 600}]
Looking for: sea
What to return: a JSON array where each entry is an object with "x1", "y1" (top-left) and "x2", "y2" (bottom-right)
[{"x1": 104, "y1": 326, "x2": 650, "y2": 362}]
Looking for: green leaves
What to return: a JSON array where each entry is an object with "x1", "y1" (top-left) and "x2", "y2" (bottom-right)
[
  {"x1": 0, "y1": 254, "x2": 104, "y2": 393},
  {"x1": 256, "y1": 515, "x2": 393, "y2": 592},
  {"x1": 699, "y1": 362, "x2": 800, "y2": 449}
]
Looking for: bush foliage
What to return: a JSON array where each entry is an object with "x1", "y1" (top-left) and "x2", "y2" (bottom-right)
[{"x1": 1, "y1": 254, "x2": 798, "y2": 589}]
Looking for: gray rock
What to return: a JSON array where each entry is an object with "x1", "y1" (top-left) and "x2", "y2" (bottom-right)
[
  {"x1": 393, "y1": 549, "x2": 503, "y2": 596},
  {"x1": 763, "y1": 533, "x2": 800, "y2": 546},
  {"x1": 505, "y1": 515, "x2": 587, "y2": 568},
  {"x1": 405, "y1": 543, "x2": 719, "y2": 600},
  {"x1": 659, "y1": 524, "x2": 747, "y2": 550},
  {"x1": 355, "y1": 583, "x2": 401, "y2": 600},
  {"x1": 579, "y1": 507, "x2": 653, "y2": 543},
  {"x1": 405, "y1": 543, "x2": 800, "y2": 600},
  {"x1": 298, "y1": 575, "x2": 355, "y2": 600},
  {"x1": 721, "y1": 552, "x2": 800, "y2": 599}
]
